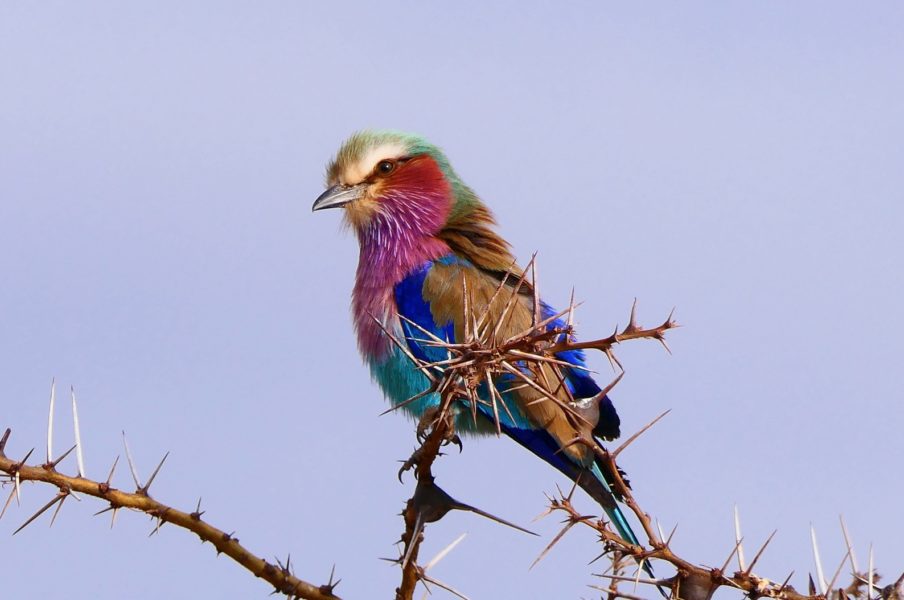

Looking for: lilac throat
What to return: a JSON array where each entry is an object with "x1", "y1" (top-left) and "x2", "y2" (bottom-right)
[{"x1": 351, "y1": 189, "x2": 451, "y2": 360}]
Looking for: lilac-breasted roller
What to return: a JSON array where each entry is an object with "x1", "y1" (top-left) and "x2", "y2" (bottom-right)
[{"x1": 312, "y1": 130, "x2": 644, "y2": 550}]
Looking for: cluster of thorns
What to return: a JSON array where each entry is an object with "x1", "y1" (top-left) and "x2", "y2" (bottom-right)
[
  {"x1": 373, "y1": 258, "x2": 897, "y2": 600},
  {"x1": 0, "y1": 257, "x2": 900, "y2": 600}
]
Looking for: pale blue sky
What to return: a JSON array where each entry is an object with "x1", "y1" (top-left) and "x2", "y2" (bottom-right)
[{"x1": 2, "y1": 2, "x2": 902, "y2": 599}]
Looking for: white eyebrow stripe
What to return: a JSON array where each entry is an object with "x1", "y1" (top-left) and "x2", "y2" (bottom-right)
[{"x1": 341, "y1": 142, "x2": 408, "y2": 185}]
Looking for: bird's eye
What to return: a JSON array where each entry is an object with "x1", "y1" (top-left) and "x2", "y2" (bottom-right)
[{"x1": 377, "y1": 160, "x2": 395, "y2": 175}]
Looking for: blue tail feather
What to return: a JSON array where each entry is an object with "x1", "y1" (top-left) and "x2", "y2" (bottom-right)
[
  {"x1": 590, "y1": 463, "x2": 641, "y2": 546},
  {"x1": 590, "y1": 463, "x2": 661, "y2": 587}
]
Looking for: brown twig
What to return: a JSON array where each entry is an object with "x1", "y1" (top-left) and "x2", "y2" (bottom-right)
[
  {"x1": 385, "y1": 268, "x2": 684, "y2": 598},
  {"x1": 386, "y1": 262, "x2": 896, "y2": 600},
  {"x1": 0, "y1": 428, "x2": 340, "y2": 600},
  {"x1": 540, "y1": 438, "x2": 891, "y2": 600},
  {"x1": 395, "y1": 379, "x2": 465, "y2": 600}
]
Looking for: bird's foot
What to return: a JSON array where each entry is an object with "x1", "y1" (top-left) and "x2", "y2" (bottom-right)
[
  {"x1": 415, "y1": 406, "x2": 442, "y2": 442},
  {"x1": 398, "y1": 408, "x2": 463, "y2": 481},
  {"x1": 415, "y1": 406, "x2": 461, "y2": 450},
  {"x1": 397, "y1": 446, "x2": 427, "y2": 481}
]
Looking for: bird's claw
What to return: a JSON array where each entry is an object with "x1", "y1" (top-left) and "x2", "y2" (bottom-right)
[
  {"x1": 447, "y1": 434, "x2": 463, "y2": 453},
  {"x1": 414, "y1": 406, "x2": 459, "y2": 444},
  {"x1": 415, "y1": 406, "x2": 441, "y2": 442},
  {"x1": 398, "y1": 445, "x2": 428, "y2": 482},
  {"x1": 400, "y1": 408, "x2": 462, "y2": 481}
]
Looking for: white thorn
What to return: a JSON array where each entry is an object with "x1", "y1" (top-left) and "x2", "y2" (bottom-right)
[
  {"x1": 71, "y1": 386, "x2": 86, "y2": 477},
  {"x1": 867, "y1": 544, "x2": 874, "y2": 595},
  {"x1": 734, "y1": 505, "x2": 747, "y2": 571},
  {"x1": 531, "y1": 256, "x2": 540, "y2": 328},
  {"x1": 634, "y1": 558, "x2": 645, "y2": 593},
  {"x1": 839, "y1": 515, "x2": 859, "y2": 574},
  {"x1": 122, "y1": 431, "x2": 142, "y2": 489},
  {"x1": 46, "y1": 378, "x2": 56, "y2": 464},
  {"x1": 811, "y1": 524, "x2": 828, "y2": 595},
  {"x1": 565, "y1": 288, "x2": 576, "y2": 330},
  {"x1": 424, "y1": 533, "x2": 467, "y2": 572}
]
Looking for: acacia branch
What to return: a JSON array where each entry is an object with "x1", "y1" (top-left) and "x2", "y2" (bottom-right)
[
  {"x1": 0, "y1": 428, "x2": 340, "y2": 600},
  {"x1": 383, "y1": 261, "x2": 899, "y2": 599},
  {"x1": 394, "y1": 387, "x2": 466, "y2": 600}
]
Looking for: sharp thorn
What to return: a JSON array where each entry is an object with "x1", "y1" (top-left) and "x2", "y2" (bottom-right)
[
  {"x1": 141, "y1": 451, "x2": 169, "y2": 493},
  {"x1": 810, "y1": 524, "x2": 828, "y2": 594},
  {"x1": 149, "y1": 514, "x2": 164, "y2": 537},
  {"x1": 192, "y1": 496, "x2": 205, "y2": 520},
  {"x1": 595, "y1": 574, "x2": 664, "y2": 587},
  {"x1": 839, "y1": 515, "x2": 859, "y2": 574},
  {"x1": 48, "y1": 444, "x2": 77, "y2": 470},
  {"x1": 744, "y1": 529, "x2": 777, "y2": 574},
  {"x1": 613, "y1": 409, "x2": 670, "y2": 457},
  {"x1": 777, "y1": 570, "x2": 795, "y2": 594},
  {"x1": 0, "y1": 428, "x2": 10, "y2": 455},
  {"x1": 561, "y1": 288, "x2": 577, "y2": 331},
  {"x1": 0, "y1": 485, "x2": 16, "y2": 521},
  {"x1": 633, "y1": 558, "x2": 645, "y2": 593},
  {"x1": 530, "y1": 520, "x2": 576, "y2": 570},
  {"x1": 458, "y1": 502, "x2": 537, "y2": 536},
  {"x1": 734, "y1": 505, "x2": 747, "y2": 572},
  {"x1": 49, "y1": 494, "x2": 68, "y2": 527},
  {"x1": 826, "y1": 546, "x2": 852, "y2": 594},
  {"x1": 105, "y1": 454, "x2": 120, "y2": 485},
  {"x1": 121, "y1": 431, "x2": 143, "y2": 490},
  {"x1": 665, "y1": 522, "x2": 678, "y2": 547},
  {"x1": 531, "y1": 254, "x2": 540, "y2": 329},
  {"x1": 420, "y1": 572, "x2": 471, "y2": 600},
  {"x1": 719, "y1": 536, "x2": 743, "y2": 573},
  {"x1": 71, "y1": 386, "x2": 86, "y2": 477},
  {"x1": 19, "y1": 447, "x2": 35, "y2": 465},
  {"x1": 867, "y1": 545, "x2": 874, "y2": 595},
  {"x1": 655, "y1": 519, "x2": 666, "y2": 546},
  {"x1": 46, "y1": 378, "x2": 56, "y2": 465},
  {"x1": 400, "y1": 511, "x2": 425, "y2": 572},
  {"x1": 624, "y1": 298, "x2": 639, "y2": 333},
  {"x1": 13, "y1": 492, "x2": 65, "y2": 535},
  {"x1": 657, "y1": 336, "x2": 672, "y2": 355},
  {"x1": 423, "y1": 533, "x2": 467, "y2": 572}
]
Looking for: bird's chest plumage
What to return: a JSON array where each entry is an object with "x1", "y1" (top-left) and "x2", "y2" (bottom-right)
[
  {"x1": 351, "y1": 225, "x2": 449, "y2": 359},
  {"x1": 351, "y1": 276, "x2": 439, "y2": 420},
  {"x1": 351, "y1": 281, "x2": 397, "y2": 360},
  {"x1": 351, "y1": 256, "x2": 501, "y2": 435}
]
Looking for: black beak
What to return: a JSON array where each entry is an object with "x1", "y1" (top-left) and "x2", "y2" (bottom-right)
[{"x1": 312, "y1": 183, "x2": 367, "y2": 211}]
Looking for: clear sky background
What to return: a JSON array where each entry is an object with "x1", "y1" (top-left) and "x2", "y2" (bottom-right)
[{"x1": 2, "y1": 2, "x2": 902, "y2": 599}]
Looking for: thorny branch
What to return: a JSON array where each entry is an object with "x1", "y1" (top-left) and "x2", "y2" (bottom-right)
[
  {"x1": 3, "y1": 257, "x2": 900, "y2": 600},
  {"x1": 0, "y1": 385, "x2": 341, "y2": 600},
  {"x1": 383, "y1": 258, "x2": 681, "y2": 599},
  {"x1": 383, "y1": 258, "x2": 899, "y2": 599}
]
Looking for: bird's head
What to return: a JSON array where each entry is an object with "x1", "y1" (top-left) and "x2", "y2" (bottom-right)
[
  {"x1": 313, "y1": 130, "x2": 455, "y2": 232},
  {"x1": 313, "y1": 130, "x2": 514, "y2": 270}
]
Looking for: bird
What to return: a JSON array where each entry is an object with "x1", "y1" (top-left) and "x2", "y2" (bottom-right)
[{"x1": 312, "y1": 130, "x2": 646, "y2": 555}]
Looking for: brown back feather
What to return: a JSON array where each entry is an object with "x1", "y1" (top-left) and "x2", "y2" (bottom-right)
[{"x1": 439, "y1": 203, "x2": 518, "y2": 274}]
